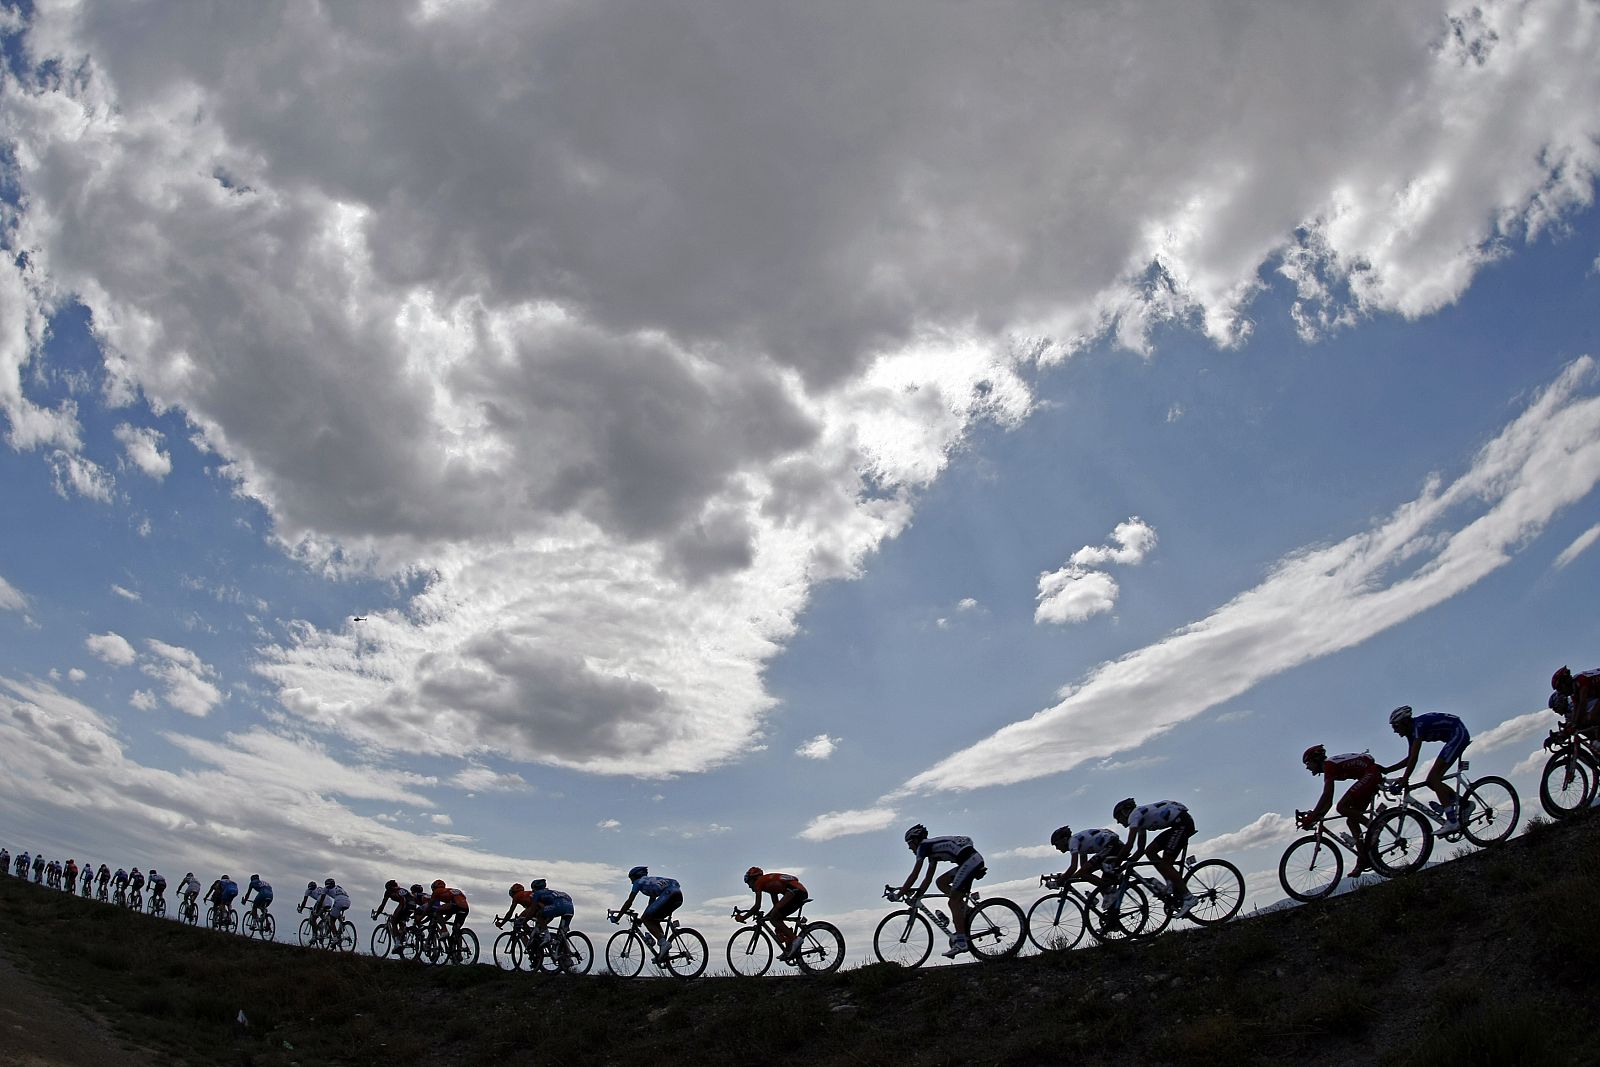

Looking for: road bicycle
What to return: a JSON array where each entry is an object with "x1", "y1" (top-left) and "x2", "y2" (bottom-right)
[
  {"x1": 1539, "y1": 729, "x2": 1600, "y2": 818},
  {"x1": 112, "y1": 885, "x2": 127, "y2": 909},
  {"x1": 178, "y1": 894, "x2": 200, "y2": 926},
  {"x1": 97, "y1": 881, "x2": 109, "y2": 902},
  {"x1": 127, "y1": 886, "x2": 144, "y2": 913},
  {"x1": 605, "y1": 908, "x2": 708, "y2": 978},
  {"x1": 80, "y1": 875, "x2": 93, "y2": 897},
  {"x1": 207, "y1": 902, "x2": 239, "y2": 934},
  {"x1": 296, "y1": 906, "x2": 357, "y2": 952},
  {"x1": 1365, "y1": 761, "x2": 1520, "y2": 877},
  {"x1": 369, "y1": 910, "x2": 414, "y2": 959},
  {"x1": 149, "y1": 892, "x2": 167, "y2": 919},
  {"x1": 241, "y1": 904, "x2": 277, "y2": 942},
  {"x1": 1092, "y1": 846, "x2": 1245, "y2": 941},
  {"x1": 1278, "y1": 811, "x2": 1373, "y2": 902},
  {"x1": 873, "y1": 884, "x2": 1025, "y2": 967},
  {"x1": 493, "y1": 915, "x2": 594, "y2": 974},
  {"x1": 726, "y1": 902, "x2": 846, "y2": 976},
  {"x1": 407, "y1": 912, "x2": 479, "y2": 966},
  {"x1": 1026, "y1": 871, "x2": 1158, "y2": 951}
]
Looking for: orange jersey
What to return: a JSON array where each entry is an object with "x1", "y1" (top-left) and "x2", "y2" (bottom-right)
[
  {"x1": 753, "y1": 872, "x2": 806, "y2": 897},
  {"x1": 431, "y1": 887, "x2": 469, "y2": 912},
  {"x1": 508, "y1": 889, "x2": 537, "y2": 913}
]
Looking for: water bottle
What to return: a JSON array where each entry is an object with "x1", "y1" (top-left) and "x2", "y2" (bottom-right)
[{"x1": 933, "y1": 909, "x2": 951, "y2": 931}]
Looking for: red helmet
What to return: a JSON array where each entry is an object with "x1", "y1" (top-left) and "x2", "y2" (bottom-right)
[
  {"x1": 1552, "y1": 666, "x2": 1573, "y2": 693},
  {"x1": 431, "y1": 879, "x2": 446, "y2": 891},
  {"x1": 744, "y1": 866, "x2": 763, "y2": 887},
  {"x1": 1302, "y1": 744, "x2": 1326, "y2": 770}
]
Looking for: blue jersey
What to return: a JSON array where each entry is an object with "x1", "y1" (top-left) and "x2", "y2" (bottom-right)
[
  {"x1": 632, "y1": 876, "x2": 680, "y2": 899},
  {"x1": 219, "y1": 879, "x2": 238, "y2": 899},
  {"x1": 534, "y1": 887, "x2": 573, "y2": 912},
  {"x1": 1408, "y1": 712, "x2": 1466, "y2": 744}
]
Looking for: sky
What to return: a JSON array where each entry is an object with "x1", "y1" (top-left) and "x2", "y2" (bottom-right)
[{"x1": 2, "y1": 0, "x2": 1599, "y2": 965}]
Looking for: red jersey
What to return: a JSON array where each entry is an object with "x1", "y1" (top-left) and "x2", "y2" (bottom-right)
[
  {"x1": 752, "y1": 872, "x2": 806, "y2": 897},
  {"x1": 431, "y1": 887, "x2": 469, "y2": 912},
  {"x1": 508, "y1": 889, "x2": 537, "y2": 913},
  {"x1": 1324, "y1": 752, "x2": 1378, "y2": 781}
]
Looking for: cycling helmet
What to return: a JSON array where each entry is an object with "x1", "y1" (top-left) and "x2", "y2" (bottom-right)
[
  {"x1": 184, "y1": 872, "x2": 193, "y2": 879},
  {"x1": 530, "y1": 878, "x2": 547, "y2": 891},
  {"x1": 307, "y1": 881, "x2": 318, "y2": 891},
  {"x1": 220, "y1": 874, "x2": 230, "y2": 882},
  {"x1": 248, "y1": 874, "x2": 258, "y2": 882},
  {"x1": 1049, "y1": 825, "x2": 1073, "y2": 852},
  {"x1": 1553, "y1": 666, "x2": 1573, "y2": 694},
  {"x1": 1112, "y1": 798, "x2": 1137, "y2": 825},
  {"x1": 1302, "y1": 744, "x2": 1326, "y2": 771},
  {"x1": 744, "y1": 866, "x2": 764, "y2": 886},
  {"x1": 385, "y1": 878, "x2": 398, "y2": 890},
  {"x1": 325, "y1": 877, "x2": 337, "y2": 888},
  {"x1": 1551, "y1": 691, "x2": 1572, "y2": 715},
  {"x1": 509, "y1": 883, "x2": 525, "y2": 897},
  {"x1": 1388, "y1": 705, "x2": 1413, "y2": 727},
  {"x1": 410, "y1": 883, "x2": 425, "y2": 896},
  {"x1": 628, "y1": 865, "x2": 648, "y2": 881},
  {"x1": 432, "y1": 879, "x2": 447, "y2": 891},
  {"x1": 903, "y1": 824, "x2": 929, "y2": 848}
]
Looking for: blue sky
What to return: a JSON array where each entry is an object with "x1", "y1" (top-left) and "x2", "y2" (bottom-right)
[{"x1": 2, "y1": 0, "x2": 1599, "y2": 961}]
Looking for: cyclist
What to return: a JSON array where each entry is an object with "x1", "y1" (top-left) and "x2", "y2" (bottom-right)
[
  {"x1": 372, "y1": 880, "x2": 417, "y2": 955},
  {"x1": 1381, "y1": 706, "x2": 1471, "y2": 830},
  {"x1": 112, "y1": 866, "x2": 129, "y2": 902},
  {"x1": 45, "y1": 860, "x2": 57, "y2": 888},
  {"x1": 81, "y1": 863, "x2": 94, "y2": 894},
  {"x1": 494, "y1": 882, "x2": 539, "y2": 939},
  {"x1": 128, "y1": 867, "x2": 146, "y2": 904},
  {"x1": 896, "y1": 824, "x2": 987, "y2": 958},
  {"x1": 1112, "y1": 798, "x2": 1198, "y2": 919},
  {"x1": 1552, "y1": 666, "x2": 1600, "y2": 732},
  {"x1": 149, "y1": 869, "x2": 167, "y2": 912},
  {"x1": 528, "y1": 879, "x2": 574, "y2": 946},
  {"x1": 63, "y1": 858, "x2": 78, "y2": 891},
  {"x1": 321, "y1": 878, "x2": 351, "y2": 927},
  {"x1": 32, "y1": 853, "x2": 45, "y2": 883},
  {"x1": 207, "y1": 874, "x2": 239, "y2": 922},
  {"x1": 14, "y1": 851, "x2": 28, "y2": 878},
  {"x1": 612, "y1": 866, "x2": 683, "y2": 965},
  {"x1": 242, "y1": 874, "x2": 273, "y2": 925},
  {"x1": 298, "y1": 881, "x2": 328, "y2": 937},
  {"x1": 736, "y1": 867, "x2": 808, "y2": 962},
  {"x1": 427, "y1": 879, "x2": 471, "y2": 949},
  {"x1": 177, "y1": 871, "x2": 201, "y2": 916},
  {"x1": 0, "y1": 849, "x2": 8, "y2": 875},
  {"x1": 1047, "y1": 824, "x2": 1124, "y2": 891},
  {"x1": 1297, "y1": 745, "x2": 1383, "y2": 876},
  {"x1": 96, "y1": 863, "x2": 110, "y2": 893}
]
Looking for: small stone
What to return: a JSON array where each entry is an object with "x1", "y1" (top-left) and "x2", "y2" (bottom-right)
[
  {"x1": 1112, "y1": 992, "x2": 1128, "y2": 1003},
  {"x1": 830, "y1": 1004, "x2": 858, "y2": 1014}
]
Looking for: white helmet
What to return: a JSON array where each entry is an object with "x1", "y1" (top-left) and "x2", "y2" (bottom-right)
[{"x1": 1388, "y1": 705, "x2": 1413, "y2": 726}]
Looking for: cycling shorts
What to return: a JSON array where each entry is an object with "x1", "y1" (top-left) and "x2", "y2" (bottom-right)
[
  {"x1": 947, "y1": 850, "x2": 987, "y2": 897},
  {"x1": 253, "y1": 892, "x2": 273, "y2": 907},
  {"x1": 220, "y1": 891, "x2": 238, "y2": 906},
  {"x1": 1435, "y1": 726, "x2": 1471, "y2": 768},
  {"x1": 1149, "y1": 811, "x2": 1196, "y2": 858},
  {"x1": 1337, "y1": 771, "x2": 1384, "y2": 817},
  {"x1": 642, "y1": 890, "x2": 684, "y2": 920},
  {"x1": 538, "y1": 902, "x2": 574, "y2": 921}
]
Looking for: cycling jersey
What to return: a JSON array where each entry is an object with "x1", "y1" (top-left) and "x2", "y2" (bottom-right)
[
  {"x1": 382, "y1": 885, "x2": 415, "y2": 916},
  {"x1": 178, "y1": 875, "x2": 200, "y2": 897},
  {"x1": 150, "y1": 876, "x2": 166, "y2": 892},
  {"x1": 508, "y1": 888, "x2": 538, "y2": 914},
  {"x1": 752, "y1": 872, "x2": 806, "y2": 897},
  {"x1": 113, "y1": 869, "x2": 128, "y2": 885},
  {"x1": 1324, "y1": 752, "x2": 1379, "y2": 780},
  {"x1": 248, "y1": 880, "x2": 272, "y2": 903},
  {"x1": 1068, "y1": 828, "x2": 1121, "y2": 856},
  {"x1": 1407, "y1": 713, "x2": 1464, "y2": 744},
  {"x1": 532, "y1": 887, "x2": 574, "y2": 915},
  {"x1": 631, "y1": 876, "x2": 680, "y2": 899},
  {"x1": 430, "y1": 887, "x2": 469, "y2": 913},
  {"x1": 218, "y1": 879, "x2": 238, "y2": 902},
  {"x1": 1127, "y1": 802, "x2": 1188, "y2": 832},
  {"x1": 915, "y1": 835, "x2": 976, "y2": 864}
]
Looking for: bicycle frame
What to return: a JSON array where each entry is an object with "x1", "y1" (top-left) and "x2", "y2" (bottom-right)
[
  {"x1": 610, "y1": 908, "x2": 692, "y2": 965},
  {"x1": 1380, "y1": 760, "x2": 1477, "y2": 838}
]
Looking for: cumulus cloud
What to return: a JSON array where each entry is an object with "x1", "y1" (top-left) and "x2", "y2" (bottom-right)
[
  {"x1": 141, "y1": 639, "x2": 223, "y2": 717},
  {"x1": 66, "y1": 667, "x2": 85, "y2": 683},
  {"x1": 0, "y1": 574, "x2": 26, "y2": 612},
  {"x1": 3, "y1": 2, "x2": 1599, "y2": 784},
  {"x1": 447, "y1": 765, "x2": 530, "y2": 794},
  {"x1": 1473, "y1": 709, "x2": 1551, "y2": 752},
  {"x1": 113, "y1": 423, "x2": 171, "y2": 480},
  {"x1": 1036, "y1": 517, "x2": 1157, "y2": 625},
  {"x1": 891, "y1": 359, "x2": 1600, "y2": 797},
  {"x1": 795, "y1": 734, "x2": 839, "y2": 760},
  {"x1": 129, "y1": 689, "x2": 158, "y2": 711},
  {"x1": 1191, "y1": 813, "x2": 1301, "y2": 857},
  {"x1": 84, "y1": 631, "x2": 136, "y2": 666},
  {"x1": 798, "y1": 806, "x2": 898, "y2": 842}
]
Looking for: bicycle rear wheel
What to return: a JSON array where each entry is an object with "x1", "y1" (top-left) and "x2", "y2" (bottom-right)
[
  {"x1": 1086, "y1": 882, "x2": 1151, "y2": 942},
  {"x1": 664, "y1": 927, "x2": 707, "y2": 978},
  {"x1": 558, "y1": 931, "x2": 593, "y2": 975},
  {"x1": 794, "y1": 921, "x2": 845, "y2": 975},
  {"x1": 1026, "y1": 893, "x2": 1088, "y2": 952},
  {"x1": 726, "y1": 927, "x2": 774, "y2": 977},
  {"x1": 1459, "y1": 775, "x2": 1519, "y2": 847},
  {"x1": 1366, "y1": 807, "x2": 1433, "y2": 878},
  {"x1": 447, "y1": 928, "x2": 478, "y2": 964},
  {"x1": 872, "y1": 909, "x2": 933, "y2": 968},
  {"x1": 606, "y1": 930, "x2": 648, "y2": 978},
  {"x1": 1279, "y1": 834, "x2": 1344, "y2": 902},
  {"x1": 261, "y1": 914, "x2": 277, "y2": 942},
  {"x1": 1539, "y1": 749, "x2": 1597, "y2": 819},
  {"x1": 1183, "y1": 859, "x2": 1245, "y2": 925},
  {"x1": 965, "y1": 897, "x2": 1025, "y2": 960}
]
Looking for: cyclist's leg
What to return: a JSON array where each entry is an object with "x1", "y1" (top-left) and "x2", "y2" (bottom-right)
[
  {"x1": 1337, "y1": 773, "x2": 1381, "y2": 871},
  {"x1": 642, "y1": 891, "x2": 682, "y2": 954},
  {"x1": 1429, "y1": 732, "x2": 1470, "y2": 813},
  {"x1": 768, "y1": 889, "x2": 806, "y2": 946},
  {"x1": 943, "y1": 853, "x2": 985, "y2": 933},
  {"x1": 1147, "y1": 823, "x2": 1188, "y2": 896}
]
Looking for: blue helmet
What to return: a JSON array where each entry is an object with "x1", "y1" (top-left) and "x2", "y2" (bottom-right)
[
  {"x1": 530, "y1": 878, "x2": 547, "y2": 891},
  {"x1": 627, "y1": 865, "x2": 648, "y2": 881}
]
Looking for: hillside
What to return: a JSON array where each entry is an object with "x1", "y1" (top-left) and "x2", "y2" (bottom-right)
[{"x1": 2, "y1": 815, "x2": 1598, "y2": 1067}]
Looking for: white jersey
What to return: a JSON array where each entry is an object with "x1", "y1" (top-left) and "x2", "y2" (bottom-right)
[
  {"x1": 178, "y1": 875, "x2": 201, "y2": 896},
  {"x1": 1127, "y1": 801, "x2": 1189, "y2": 832},
  {"x1": 1068, "y1": 828, "x2": 1121, "y2": 856},
  {"x1": 916, "y1": 835, "x2": 976, "y2": 864}
]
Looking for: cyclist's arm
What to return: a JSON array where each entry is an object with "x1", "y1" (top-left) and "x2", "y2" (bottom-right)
[
  {"x1": 1058, "y1": 853, "x2": 1082, "y2": 882},
  {"x1": 618, "y1": 889, "x2": 639, "y2": 914},
  {"x1": 1381, "y1": 738, "x2": 1421, "y2": 777},
  {"x1": 898, "y1": 855, "x2": 927, "y2": 895},
  {"x1": 242, "y1": 888, "x2": 254, "y2": 906},
  {"x1": 1304, "y1": 775, "x2": 1338, "y2": 822},
  {"x1": 1121, "y1": 828, "x2": 1149, "y2": 866}
]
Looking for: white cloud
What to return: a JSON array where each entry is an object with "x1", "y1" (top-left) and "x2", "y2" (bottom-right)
[
  {"x1": 1036, "y1": 517, "x2": 1158, "y2": 625},
  {"x1": 1473, "y1": 709, "x2": 1551, "y2": 753},
  {"x1": 0, "y1": 575, "x2": 26, "y2": 613},
  {"x1": 957, "y1": 598, "x2": 979, "y2": 612},
  {"x1": 129, "y1": 689, "x2": 158, "y2": 711},
  {"x1": 84, "y1": 631, "x2": 136, "y2": 667},
  {"x1": 798, "y1": 806, "x2": 898, "y2": 842},
  {"x1": 447, "y1": 765, "x2": 529, "y2": 793},
  {"x1": 895, "y1": 359, "x2": 1600, "y2": 796},
  {"x1": 113, "y1": 423, "x2": 171, "y2": 480},
  {"x1": 1069, "y1": 517, "x2": 1160, "y2": 569},
  {"x1": 47, "y1": 450, "x2": 114, "y2": 503},
  {"x1": 795, "y1": 734, "x2": 838, "y2": 760},
  {"x1": 66, "y1": 668, "x2": 86, "y2": 683},
  {"x1": 596, "y1": 818, "x2": 621, "y2": 831},
  {"x1": 1191, "y1": 812, "x2": 1301, "y2": 857},
  {"x1": 111, "y1": 584, "x2": 140, "y2": 601},
  {"x1": 995, "y1": 843, "x2": 1058, "y2": 860},
  {"x1": 429, "y1": 813, "x2": 453, "y2": 826},
  {"x1": 3, "y1": 2, "x2": 1599, "y2": 789},
  {"x1": 1166, "y1": 403, "x2": 1185, "y2": 423},
  {"x1": 1554, "y1": 523, "x2": 1600, "y2": 569},
  {"x1": 141, "y1": 639, "x2": 223, "y2": 717}
]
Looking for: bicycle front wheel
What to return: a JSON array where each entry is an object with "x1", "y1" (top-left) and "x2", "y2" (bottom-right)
[
  {"x1": 794, "y1": 921, "x2": 845, "y2": 976},
  {"x1": 1026, "y1": 893, "x2": 1087, "y2": 952},
  {"x1": 606, "y1": 930, "x2": 647, "y2": 978},
  {"x1": 965, "y1": 897, "x2": 1025, "y2": 960},
  {"x1": 1539, "y1": 749, "x2": 1596, "y2": 819},
  {"x1": 1279, "y1": 834, "x2": 1344, "y2": 902},
  {"x1": 297, "y1": 917, "x2": 316, "y2": 947},
  {"x1": 372, "y1": 924, "x2": 394, "y2": 958},
  {"x1": 1183, "y1": 860, "x2": 1245, "y2": 925},
  {"x1": 447, "y1": 928, "x2": 478, "y2": 964},
  {"x1": 726, "y1": 927, "x2": 774, "y2": 977},
  {"x1": 664, "y1": 928, "x2": 708, "y2": 978},
  {"x1": 1366, "y1": 807, "x2": 1433, "y2": 878},
  {"x1": 558, "y1": 931, "x2": 593, "y2": 975},
  {"x1": 493, "y1": 931, "x2": 520, "y2": 970},
  {"x1": 1086, "y1": 882, "x2": 1151, "y2": 942},
  {"x1": 1460, "y1": 775, "x2": 1519, "y2": 847},
  {"x1": 873, "y1": 909, "x2": 933, "y2": 968}
]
